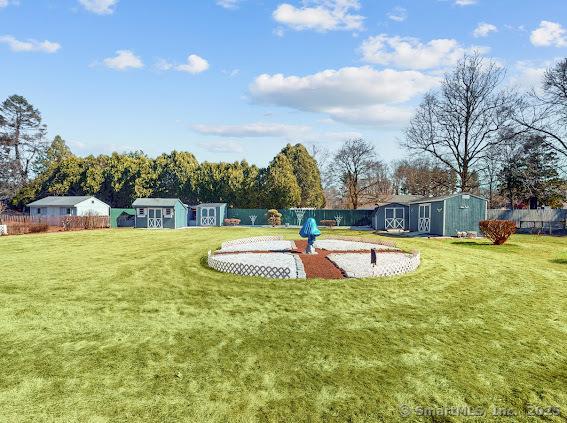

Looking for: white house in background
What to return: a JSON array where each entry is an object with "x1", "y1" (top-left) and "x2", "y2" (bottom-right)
[{"x1": 27, "y1": 196, "x2": 110, "y2": 217}]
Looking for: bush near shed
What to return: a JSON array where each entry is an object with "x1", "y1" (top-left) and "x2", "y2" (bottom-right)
[
  {"x1": 224, "y1": 218, "x2": 241, "y2": 226},
  {"x1": 320, "y1": 220, "x2": 337, "y2": 228},
  {"x1": 479, "y1": 220, "x2": 517, "y2": 245}
]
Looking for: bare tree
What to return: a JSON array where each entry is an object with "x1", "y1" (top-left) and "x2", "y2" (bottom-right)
[
  {"x1": 331, "y1": 138, "x2": 390, "y2": 209},
  {"x1": 392, "y1": 158, "x2": 456, "y2": 196},
  {"x1": 403, "y1": 53, "x2": 518, "y2": 192},
  {"x1": 514, "y1": 58, "x2": 567, "y2": 158}
]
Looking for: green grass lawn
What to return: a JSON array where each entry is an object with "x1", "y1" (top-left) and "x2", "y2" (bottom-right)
[{"x1": 0, "y1": 228, "x2": 566, "y2": 422}]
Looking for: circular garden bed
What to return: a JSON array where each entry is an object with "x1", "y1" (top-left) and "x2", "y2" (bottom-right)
[{"x1": 207, "y1": 236, "x2": 420, "y2": 279}]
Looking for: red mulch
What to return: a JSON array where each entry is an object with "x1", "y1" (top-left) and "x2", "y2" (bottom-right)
[{"x1": 293, "y1": 240, "x2": 345, "y2": 279}]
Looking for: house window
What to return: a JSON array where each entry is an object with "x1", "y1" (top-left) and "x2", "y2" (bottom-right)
[
  {"x1": 164, "y1": 208, "x2": 173, "y2": 218},
  {"x1": 37, "y1": 208, "x2": 42, "y2": 215},
  {"x1": 67, "y1": 208, "x2": 72, "y2": 215},
  {"x1": 137, "y1": 208, "x2": 146, "y2": 217}
]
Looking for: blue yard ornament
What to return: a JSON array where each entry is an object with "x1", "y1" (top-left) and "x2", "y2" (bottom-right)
[{"x1": 299, "y1": 217, "x2": 321, "y2": 254}]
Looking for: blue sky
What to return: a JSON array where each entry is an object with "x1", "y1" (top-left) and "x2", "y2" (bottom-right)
[{"x1": 1, "y1": 0, "x2": 566, "y2": 166}]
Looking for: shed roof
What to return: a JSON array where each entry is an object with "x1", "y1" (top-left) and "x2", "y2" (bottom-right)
[
  {"x1": 377, "y1": 194, "x2": 423, "y2": 206},
  {"x1": 27, "y1": 196, "x2": 97, "y2": 207},
  {"x1": 197, "y1": 203, "x2": 227, "y2": 207},
  {"x1": 132, "y1": 198, "x2": 183, "y2": 207},
  {"x1": 410, "y1": 193, "x2": 487, "y2": 204}
]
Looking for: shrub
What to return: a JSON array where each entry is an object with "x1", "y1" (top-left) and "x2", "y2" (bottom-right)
[
  {"x1": 266, "y1": 209, "x2": 282, "y2": 226},
  {"x1": 29, "y1": 223, "x2": 49, "y2": 233},
  {"x1": 479, "y1": 220, "x2": 516, "y2": 245},
  {"x1": 320, "y1": 220, "x2": 337, "y2": 228},
  {"x1": 224, "y1": 218, "x2": 241, "y2": 226}
]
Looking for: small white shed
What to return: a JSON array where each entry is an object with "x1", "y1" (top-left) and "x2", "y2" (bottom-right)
[{"x1": 27, "y1": 196, "x2": 110, "y2": 217}]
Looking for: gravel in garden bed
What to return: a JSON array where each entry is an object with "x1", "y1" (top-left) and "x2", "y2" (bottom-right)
[
  {"x1": 327, "y1": 252, "x2": 417, "y2": 278},
  {"x1": 314, "y1": 239, "x2": 396, "y2": 251},
  {"x1": 219, "y1": 240, "x2": 296, "y2": 252},
  {"x1": 212, "y1": 253, "x2": 301, "y2": 278}
]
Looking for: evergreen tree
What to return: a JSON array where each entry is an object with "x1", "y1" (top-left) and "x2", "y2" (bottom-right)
[
  {"x1": 33, "y1": 135, "x2": 73, "y2": 175},
  {"x1": 280, "y1": 143, "x2": 325, "y2": 207},
  {"x1": 262, "y1": 153, "x2": 301, "y2": 208},
  {"x1": 498, "y1": 135, "x2": 565, "y2": 208},
  {"x1": 0, "y1": 95, "x2": 48, "y2": 182},
  {"x1": 154, "y1": 151, "x2": 198, "y2": 203}
]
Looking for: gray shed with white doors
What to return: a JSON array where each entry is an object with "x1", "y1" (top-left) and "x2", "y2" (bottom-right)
[{"x1": 196, "y1": 203, "x2": 227, "y2": 226}]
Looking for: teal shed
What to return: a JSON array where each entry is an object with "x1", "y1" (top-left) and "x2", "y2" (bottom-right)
[
  {"x1": 196, "y1": 203, "x2": 227, "y2": 226},
  {"x1": 132, "y1": 198, "x2": 188, "y2": 229},
  {"x1": 408, "y1": 193, "x2": 487, "y2": 236}
]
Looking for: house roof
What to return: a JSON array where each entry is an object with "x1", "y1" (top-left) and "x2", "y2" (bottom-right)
[
  {"x1": 27, "y1": 196, "x2": 96, "y2": 207},
  {"x1": 132, "y1": 198, "x2": 183, "y2": 207}
]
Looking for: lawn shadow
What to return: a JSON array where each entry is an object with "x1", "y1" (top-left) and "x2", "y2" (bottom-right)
[
  {"x1": 550, "y1": 258, "x2": 567, "y2": 265},
  {"x1": 451, "y1": 240, "x2": 520, "y2": 251}
]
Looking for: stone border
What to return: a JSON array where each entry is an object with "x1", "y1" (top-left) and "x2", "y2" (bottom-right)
[
  {"x1": 293, "y1": 254, "x2": 307, "y2": 279},
  {"x1": 325, "y1": 236, "x2": 397, "y2": 248},
  {"x1": 221, "y1": 236, "x2": 284, "y2": 249},
  {"x1": 328, "y1": 251, "x2": 420, "y2": 278}
]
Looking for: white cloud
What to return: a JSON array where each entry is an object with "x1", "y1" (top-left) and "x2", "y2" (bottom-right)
[
  {"x1": 216, "y1": 0, "x2": 240, "y2": 9},
  {"x1": 455, "y1": 0, "x2": 477, "y2": 5},
  {"x1": 222, "y1": 68, "x2": 240, "y2": 78},
  {"x1": 199, "y1": 140, "x2": 244, "y2": 154},
  {"x1": 387, "y1": 6, "x2": 407, "y2": 22},
  {"x1": 473, "y1": 22, "x2": 497, "y2": 38},
  {"x1": 192, "y1": 122, "x2": 310, "y2": 138},
  {"x1": 0, "y1": 35, "x2": 60, "y2": 53},
  {"x1": 509, "y1": 60, "x2": 552, "y2": 94},
  {"x1": 0, "y1": 0, "x2": 13, "y2": 9},
  {"x1": 273, "y1": 0, "x2": 364, "y2": 33},
  {"x1": 103, "y1": 50, "x2": 143, "y2": 70},
  {"x1": 321, "y1": 104, "x2": 413, "y2": 126},
  {"x1": 530, "y1": 21, "x2": 567, "y2": 47},
  {"x1": 249, "y1": 66, "x2": 439, "y2": 126},
  {"x1": 157, "y1": 54, "x2": 209, "y2": 74},
  {"x1": 79, "y1": 0, "x2": 117, "y2": 15},
  {"x1": 360, "y1": 34, "x2": 483, "y2": 70}
]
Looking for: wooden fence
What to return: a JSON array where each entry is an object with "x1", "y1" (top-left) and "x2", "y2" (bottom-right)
[
  {"x1": 487, "y1": 209, "x2": 567, "y2": 233},
  {"x1": 0, "y1": 214, "x2": 109, "y2": 231}
]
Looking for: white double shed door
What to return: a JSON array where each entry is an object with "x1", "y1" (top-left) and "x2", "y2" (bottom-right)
[
  {"x1": 147, "y1": 208, "x2": 163, "y2": 229},
  {"x1": 385, "y1": 207, "x2": 405, "y2": 230}
]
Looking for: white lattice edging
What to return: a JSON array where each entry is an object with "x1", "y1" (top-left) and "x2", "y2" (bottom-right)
[
  {"x1": 0, "y1": 225, "x2": 7, "y2": 235},
  {"x1": 208, "y1": 251, "x2": 293, "y2": 279},
  {"x1": 221, "y1": 236, "x2": 284, "y2": 248},
  {"x1": 327, "y1": 252, "x2": 420, "y2": 278}
]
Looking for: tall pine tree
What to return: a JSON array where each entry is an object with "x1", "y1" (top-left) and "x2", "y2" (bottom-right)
[
  {"x1": 280, "y1": 143, "x2": 325, "y2": 208},
  {"x1": 262, "y1": 153, "x2": 301, "y2": 208}
]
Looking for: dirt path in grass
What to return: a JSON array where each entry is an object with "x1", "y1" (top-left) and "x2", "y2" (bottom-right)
[{"x1": 293, "y1": 240, "x2": 345, "y2": 279}]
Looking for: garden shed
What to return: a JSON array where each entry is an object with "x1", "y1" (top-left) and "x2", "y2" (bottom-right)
[
  {"x1": 196, "y1": 203, "x2": 227, "y2": 226},
  {"x1": 373, "y1": 202, "x2": 411, "y2": 231},
  {"x1": 408, "y1": 193, "x2": 487, "y2": 236},
  {"x1": 132, "y1": 198, "x2": 188, "y2": 229},
  {"x1": 373, "y1": 193, "x2": 487, "y2": 236}
]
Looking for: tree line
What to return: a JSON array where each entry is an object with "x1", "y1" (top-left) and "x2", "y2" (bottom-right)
[
  {"x1": 2, "y1": 54, "x2": 566, "y2": 211},
  {"x1": 0, "y1": 100, "x2": 324, "y2": 209},
  {"x1": 315, "y1": 55, "x2": 567, "y2": 209}
]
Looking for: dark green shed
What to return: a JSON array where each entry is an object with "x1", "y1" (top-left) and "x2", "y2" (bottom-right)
[{"x1": 408, "y1": 193, "x2": 487, "y2": 236}]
